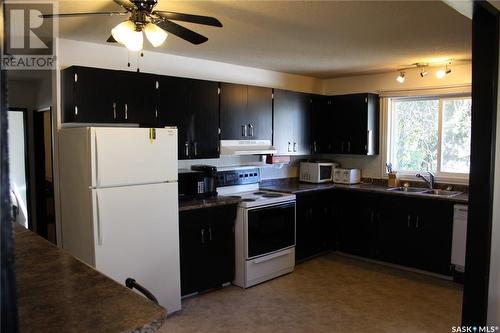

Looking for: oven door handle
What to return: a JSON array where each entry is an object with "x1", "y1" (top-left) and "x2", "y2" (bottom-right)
[{"x1": 253, "y1": 249, "x2": 293, "y2": 264}]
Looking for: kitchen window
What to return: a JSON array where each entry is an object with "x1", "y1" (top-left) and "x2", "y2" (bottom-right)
[{"x1": 387, "y1": 95, "x2": 472, "y2": 180}]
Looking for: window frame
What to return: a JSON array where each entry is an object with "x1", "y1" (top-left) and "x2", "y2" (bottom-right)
[{"x1": 385, "y1": 93, "x2": 471, "y2": 184}]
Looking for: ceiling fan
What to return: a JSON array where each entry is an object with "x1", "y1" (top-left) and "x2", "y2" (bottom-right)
[{"x1": 41, "y1": 0, "x2": 222, "y2": 51}]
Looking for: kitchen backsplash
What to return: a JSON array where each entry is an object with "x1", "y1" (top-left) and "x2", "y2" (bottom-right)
[{"x1": 178, "y1": 155, "x2": 307, "y2": 180}]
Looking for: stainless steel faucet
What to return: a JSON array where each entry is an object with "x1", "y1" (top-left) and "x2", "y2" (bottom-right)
[{"x1": 415, "y1": 172, "x2": 435, "y2": 189}]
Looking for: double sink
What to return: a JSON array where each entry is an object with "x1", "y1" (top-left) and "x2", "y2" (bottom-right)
[{"x1": 387, "y1": 187, "x2": 462, "y2": 197}]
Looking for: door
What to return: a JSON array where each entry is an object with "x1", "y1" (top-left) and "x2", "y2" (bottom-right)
[
  {"x1": 185, "y1": 79, "x2": 219, "y2": 159},
  {"x1": 179, "y1": 210, "x2": 204, "y2": 296},
  {"x1": 246, "y1": 203, "x2": 296, "y2": 258},
  {"x1": 93, "y1": 182, "x2": 181, "y2": 312},
  {"x1": 247, "y1": 85, "x2": 273, "y2": 140},
  {"x1": 92, "y1": 127, "x2": 177, "y2": 187},
  {"x1": 73, "y1": 67, "x2": 119, "y2": 123},
  {"x1": 220, "y1": 83, "x2": 247, "y2": 140},
  {"x1": 118, "y1": 71, "x2": 159, "y2": 125},
  {"x1": 203, "y1": 205, "x2": 236, "y2": 290}
]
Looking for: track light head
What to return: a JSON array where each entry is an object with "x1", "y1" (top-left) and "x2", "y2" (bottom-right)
[{"x1": 396, "y1": 71, "x2": 405, "y2": 83}]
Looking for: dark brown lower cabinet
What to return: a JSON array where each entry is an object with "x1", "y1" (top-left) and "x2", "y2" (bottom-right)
[
  {"x1": 179, "y1": 204, "x2": 237, "y2": 296},
  {"x1": 295, "y1": 191, "x2": 334, "y2": 261},
  {"x1": 335, "y1": 191, "x2": 454, "y2": 276}
]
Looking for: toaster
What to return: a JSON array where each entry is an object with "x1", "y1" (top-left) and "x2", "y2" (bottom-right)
[{"x1": 333, "y1": 168, "x2": 361, "y2": 184}]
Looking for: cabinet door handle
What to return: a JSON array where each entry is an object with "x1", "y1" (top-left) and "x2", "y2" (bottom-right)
[
  {"x1": 75, "y1": 106, "x2": 78, "y2": 117},
  {"x1": 407, "y1": 214, "x2": 411, "y2": 228},
  {"x1": 242, "y1": 125, "x2": 247, "y2": 137},
  {"x1": 193, "y1": 142, "x2": 198, "y2": 157},
  {"x1": 313, "y1": 141, "x2": 317, "y2": 153},
  {"x1": 113, "y1": 102, "x2": 116, "y2": 119},
  {"x1": 184, "y1": 141, "x2": 189, "y2": 157},
  {"x1": 288, "y1": 141, "x2": 291, "y2": 152},
  {"x1": 293, "y1": 142, "x2": 297, "y2": 152},
  {"x1": 208, "y1": 226, "x2": 212, "y2": 241},
  {"x1": 200, "y1": 228, "x2": 205, "y2": 244},
  {"x1": 249, "y1": 124, "x2": 254, "y2": 137},
  {"x1": 124, "y1": 103, "x2": 128, "y2": 120}
]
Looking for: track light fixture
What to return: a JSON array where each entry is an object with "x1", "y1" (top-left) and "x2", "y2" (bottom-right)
[
  {"x1": 395, "y1": 60, "x2": 453, "y2": 83},
  {"x1": 396, "y1": 71, "x2": 405, "y2": 83},
  {"x1": 436, "y1": 63, "x2": 452, "y2": 79}
]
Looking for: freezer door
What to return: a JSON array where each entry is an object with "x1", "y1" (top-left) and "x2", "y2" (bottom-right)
[
  {"x1": 92, "y1": 182, "x2": 181, "y2": 313},
  {"x1": 92, "y1": 127, "x2": 177, "y2": 187}
]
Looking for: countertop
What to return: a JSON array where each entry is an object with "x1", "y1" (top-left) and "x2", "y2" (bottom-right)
[
  {"x1": 14, "y1": 224, "x2": 166, "y2": 333},
  {"x1": 260, "y1": 179, "x2": 469, "y2": 204},
  {"x1": 179, "y1": 195, "x2": 242, "y2": 212}
]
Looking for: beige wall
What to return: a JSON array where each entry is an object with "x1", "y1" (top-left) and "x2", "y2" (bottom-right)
[{"x1": 57, "y1": 38, "x2": 322, "y2": 94}]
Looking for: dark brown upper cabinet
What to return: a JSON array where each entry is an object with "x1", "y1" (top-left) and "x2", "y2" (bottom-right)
[
  {"x1": 273, "y1": 89, "x2": 311, "y2": 155},
  {"x1": 157, "y1": 76, "x2": 219, "y2": 160},
  {"x1": 220, "y1": 83, "x2": 273, "y2": 141}
]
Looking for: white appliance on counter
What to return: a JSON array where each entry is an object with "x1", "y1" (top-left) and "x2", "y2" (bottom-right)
[
  {"x1": 452, "y1": 204, "x2": 468, "y2": 273},
  {"x1": 333, "y1": 168, "x2": 361, "y2": 184},
  {"x1": 299, "y1": 161, "x2": 338, "y2": 183},
  {"x1": 59, "y1": 127, "x2": 181, "y2": 313},
  {"x1": 217, "y1": 167, "x2": 296, "y2": 288}
]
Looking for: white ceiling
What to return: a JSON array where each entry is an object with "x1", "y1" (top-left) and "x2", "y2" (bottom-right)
[{"x1": 51, "y1": 0, "x2": 471, "y2": 79}]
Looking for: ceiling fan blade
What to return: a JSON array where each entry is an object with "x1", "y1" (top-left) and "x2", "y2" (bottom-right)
[
  {"x1": 40, "y1": 12, "x2": 127, "y2": 18},
  {"x1": 154, "y1": 19, "x2": 208, "y2": 45},
  {"x1": 107, "y1": 35, "x2": 117, "y2": 43},
  {"x1": 113, "y1": 0, "x2": 136, "y2": 10},
  {"x1": 153, "y1": 11, "x2": 222, "y2": 27}
]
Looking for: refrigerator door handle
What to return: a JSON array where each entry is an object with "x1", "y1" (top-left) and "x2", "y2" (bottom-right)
[{"x1": 96, "y1": 192, "x2": 103, "y2": 245}]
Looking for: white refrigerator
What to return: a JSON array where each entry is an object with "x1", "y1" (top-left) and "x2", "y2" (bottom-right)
[{"x1": 59, "y1": 127, "x2": 181, "y2": 314}]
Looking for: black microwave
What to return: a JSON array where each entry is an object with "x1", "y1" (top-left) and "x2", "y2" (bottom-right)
[{"x1": 178, "y1": 165, "x2": 217, "y2": 201}]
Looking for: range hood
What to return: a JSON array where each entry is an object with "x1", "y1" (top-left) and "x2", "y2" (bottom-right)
[{"x1": 220, "y1": 140, "x2": 277, "y2": 156}]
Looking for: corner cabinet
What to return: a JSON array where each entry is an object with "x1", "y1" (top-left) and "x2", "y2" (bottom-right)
[
  {"x1": 179, "y1": 205, "x2": 237, "y2": 296},
  {"x1": 310, "y1": 93, "x2": 379, "y2": 155},
  {"x1": 61, "y1": 66, "x2": 159, "y2": 125},
  {"x1": 220, "y1": 83, "x2": 273, "y2": 140},
  {"x1": 157, "y1": 76, "x2": 219, "y2": 160},
  {"x1": 273, "y1": 89, "x2": 311, "y2": 155}
]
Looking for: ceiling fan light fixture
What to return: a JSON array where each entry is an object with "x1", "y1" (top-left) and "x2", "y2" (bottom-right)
[
  {"x1": 124, "y1": 30, "x2": 144, "y2": 52},
  {"x1": 111, "y1": 20, "x2": 136, "y2": 45},
  {"x1": 144, "y1": 22, "x2": 168, "y2": 47}
]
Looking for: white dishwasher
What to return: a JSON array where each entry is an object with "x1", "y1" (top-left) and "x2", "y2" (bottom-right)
[{"x1": 452, "y1": 204, "x2": 468, "y2": 273}]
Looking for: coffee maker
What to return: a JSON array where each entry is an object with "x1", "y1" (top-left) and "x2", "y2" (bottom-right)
[{"x1": 178, "y1": 165, "x2": 218, "y2": 201}]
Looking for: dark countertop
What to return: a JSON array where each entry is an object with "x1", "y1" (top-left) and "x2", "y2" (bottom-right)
[
  {"x1": 179, "y1": 195, "x2": 242, "y2": 212},
  {"x1": 260, "y1": 179, "x2": 469, "y2": 204},
  {"x1": 14, "y1": 224, "x2": 166, "y2": 333}
]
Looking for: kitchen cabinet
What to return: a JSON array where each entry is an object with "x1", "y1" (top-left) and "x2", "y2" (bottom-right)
[
  {"x1": 158, "y1": 76, "x2": 219, "y2": 159},
  {"x1": 371, "y1": 195, "x2": 453, "y2": 275},
  {"x1": 336, "y1": 190, "x2": 378, "y2": 258},
  {"x1": 309, "y1": 93, "x2": 379, "y2": 155},
  {"x1": 220, "y1": 83, "x2": 273, "y2": 140},
  {"x1": 179, "y1": 205, "x2": 237, "y2": 296},
  {"x1": 310, "y1": 94, "x2": 333, "y2": 154},
  {"x1": 330, "y1": 93, "x2": 379, "y2": 155},
  {"x1": 273, "y1": 89, "x2": 311, "y2": 155},
  {"x1": 295, "y1": 191, "x2": 335, "y2": 261},
  {"x1": 61, "y1": 66, "x2": 159, "y2": 125}
]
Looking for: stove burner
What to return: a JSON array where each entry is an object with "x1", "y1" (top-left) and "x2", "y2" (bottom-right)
[
  {"x1": 242, "y1": 198, "x2": 257, "y2": 202},
  {"x1": 262, "y1": 193, "x2": 283, "y2": 198},
  {"x1": 253, "y1": 191, "x2": 266, "y2": 195}
]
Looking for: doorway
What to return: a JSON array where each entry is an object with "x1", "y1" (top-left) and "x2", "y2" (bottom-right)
[{"x1": 7, "y1": 108, "x2": 29, "y2": 228}]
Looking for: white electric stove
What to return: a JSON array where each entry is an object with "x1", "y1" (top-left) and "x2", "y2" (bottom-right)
[{"x1": 217, "y1": 167, "x2": 296, "y2": 288}]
